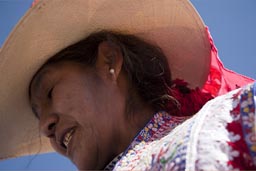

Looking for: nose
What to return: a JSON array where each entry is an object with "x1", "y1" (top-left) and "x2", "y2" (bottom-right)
[{"x1": 40, "y1": 113, "x2": 59, "y2": 138}]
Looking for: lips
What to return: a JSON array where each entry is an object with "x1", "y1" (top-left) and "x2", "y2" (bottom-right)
[
  {"x1": 60, "y1": 127, "x2": 76, "y2": 150},
  {"x1": 63, "y1": 129, "x2": 75, "y2": 148}
]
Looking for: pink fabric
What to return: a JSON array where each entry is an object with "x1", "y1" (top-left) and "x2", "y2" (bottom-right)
[
  {"x1": 166, "y1": 28, "x2": 254, "y2": 117},
  {"x1": 202, "y1": 28, "x2": 254, "y2": 97},
  {"x1": 31, "y1": 0, "x2": 40, "y2": 7}
]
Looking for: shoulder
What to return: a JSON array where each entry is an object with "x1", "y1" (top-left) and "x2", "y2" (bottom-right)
[{"x1": 114, "y1": 82, "x2": 256, "y2": 170}]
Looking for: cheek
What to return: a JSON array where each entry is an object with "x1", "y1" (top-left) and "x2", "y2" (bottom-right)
[
  {"x1": 71, "y1": 125, "x2": 100, "y2": 169},
  {"x1": 53, "y1": 89, "x2": 86, "y2": 115}
]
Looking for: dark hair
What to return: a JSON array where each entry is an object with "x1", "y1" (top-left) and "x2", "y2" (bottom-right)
[{"x1": 43, "y1": 30, "x2": 174, "y2": 113}]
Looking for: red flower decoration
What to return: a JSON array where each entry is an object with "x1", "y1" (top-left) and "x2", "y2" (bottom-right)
[{"x1": 167, "y1": 79, "x2": 213, "y2": 116}]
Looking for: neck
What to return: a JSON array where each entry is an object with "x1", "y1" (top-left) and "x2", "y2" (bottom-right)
[
  {"x1": 107, "y1": 75, "x2": 155, "y2": 164},
  {"x1": 114, "y1": 92, "x2": 154, "y2": 156}
]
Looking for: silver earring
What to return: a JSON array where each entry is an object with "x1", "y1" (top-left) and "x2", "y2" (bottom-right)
[{"x1": 109, "y1": 68, "x2": 115, "y2": 74}]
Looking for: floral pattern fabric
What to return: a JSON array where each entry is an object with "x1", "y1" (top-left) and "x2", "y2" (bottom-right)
[{"x1": 112, "y1": 82, "x2": 256, "y2": 170}]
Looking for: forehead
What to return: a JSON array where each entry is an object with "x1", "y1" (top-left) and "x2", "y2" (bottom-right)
[
  {"x1": 33, "y1": 61, "x2": 75, "y2": 81},
  {"x1": 30, "y1": 61, "x2": 91, "y2": 94}
]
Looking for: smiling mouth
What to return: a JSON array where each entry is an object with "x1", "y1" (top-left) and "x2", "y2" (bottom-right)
[{"x1": 61, "y1": 128, "x2": 75, "y2": 149}]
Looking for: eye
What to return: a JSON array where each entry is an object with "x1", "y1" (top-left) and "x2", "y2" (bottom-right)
[{"x1": 48, "y1": 88, "x2": 53, "y2": 99}]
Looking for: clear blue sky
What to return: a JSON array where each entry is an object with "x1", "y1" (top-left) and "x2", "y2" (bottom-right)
[{"x1": 0, "y1": 0, "x2": 255, "y2": 170}]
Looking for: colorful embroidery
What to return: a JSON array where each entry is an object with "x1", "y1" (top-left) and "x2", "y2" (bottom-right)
[
  {"x1": 105, "y1": 153, "x2": 123, "y2": 170},
  {"x1": 114, "y1": 111, "x2": 189, "y2": 170},
  {"x1": 240, "y1": 84, "x2": 256, "y2": 165},
  {"x1": 111, "y1": 83, "x2": 256, "y2": 170}
]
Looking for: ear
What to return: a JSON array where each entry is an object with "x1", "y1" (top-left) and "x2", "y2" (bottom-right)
[{"x1": 95, "y1": 41, "x2": 123, "y2": 82}]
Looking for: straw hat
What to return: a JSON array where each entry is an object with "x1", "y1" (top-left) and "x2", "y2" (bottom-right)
[{"x1": 0, "y1": 0, "x2": 210, "y2": 159}]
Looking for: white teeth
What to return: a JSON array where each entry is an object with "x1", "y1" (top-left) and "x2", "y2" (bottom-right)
[{"x1": 63, "y1": 129, "x2": 74, "y2": 148}]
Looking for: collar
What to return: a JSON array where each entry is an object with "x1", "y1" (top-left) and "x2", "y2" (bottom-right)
[{"x1": 105, "y1": 111, "x2": 189, "y2": 170}]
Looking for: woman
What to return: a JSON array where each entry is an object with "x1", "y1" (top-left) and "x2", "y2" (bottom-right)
[{"x1": 0, "y1": 0, "x2": 255, "y2": 170}]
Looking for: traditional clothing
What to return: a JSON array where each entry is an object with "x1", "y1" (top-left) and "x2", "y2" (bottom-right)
[
  {"x1": 105, "y1": 29, "x2": 255, "y2": 171},
  {"x1": 0, "y1": 1, "x2": 255, "y2": 170},
  {"x1": 108, "y1": 82, "x2": 256, "y2": 170}
]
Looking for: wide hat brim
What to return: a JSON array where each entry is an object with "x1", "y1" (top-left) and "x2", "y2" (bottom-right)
[{"x1": 0, "y1": 0, "x2": 210, "y2": 159}]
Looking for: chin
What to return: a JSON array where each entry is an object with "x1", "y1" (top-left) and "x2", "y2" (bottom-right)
[
  {"x1": 72, "y1": 151, "x2": 101, "y2": 170},
  {"x1": 75, "y1": 162, "x2": 101, "y2": 171}
]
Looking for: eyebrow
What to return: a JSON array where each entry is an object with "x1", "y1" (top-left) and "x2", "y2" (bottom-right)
[{"x1": 29, "y1": 68, "x2": 50, "y2": 99}]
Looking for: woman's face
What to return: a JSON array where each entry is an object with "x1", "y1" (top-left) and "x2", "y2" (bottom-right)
[{"x1": 29, "y1": 61, "x2": 126, "y2": 170}]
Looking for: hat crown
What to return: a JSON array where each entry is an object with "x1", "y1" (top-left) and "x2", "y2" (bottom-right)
[{"x1": 0, "y1": 0, "x2": 210, "y2": 159}]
